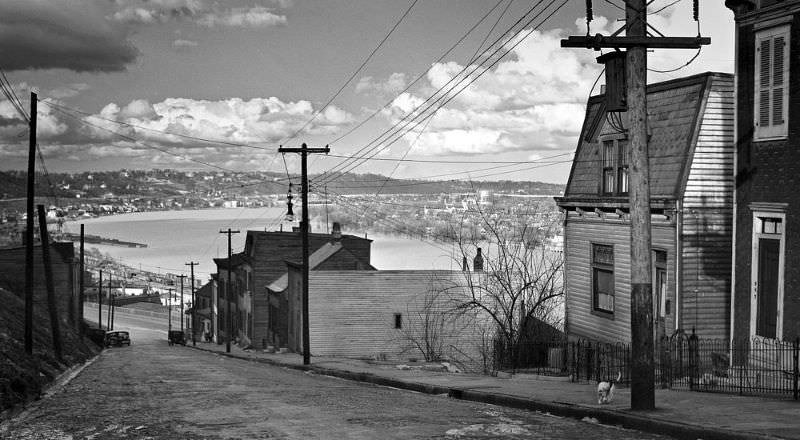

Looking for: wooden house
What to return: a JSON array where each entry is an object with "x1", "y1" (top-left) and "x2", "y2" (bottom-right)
[
  {"x1": 726, "y1": 0, "x2": 800, "y2": 342},
  {"x1": 214, "y1": 222, "x2": 372, "y2": 348},
  {"x1": 281, "y1": 270, "x2": 486, "y2": 366},
  {"x1": 265, "y1": 240, "x2": 376, "y2": 349},
  {"x1": 555, "y1": 72, "x2": 734, "y2": 342}
]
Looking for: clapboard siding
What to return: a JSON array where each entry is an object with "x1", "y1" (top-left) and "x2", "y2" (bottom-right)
[
  {"x1": 559, "y1": 72, "x2": 734, "y2": 343},
  {"x1": 294, "y1": 271, "x2": 485, "y2": 363},
  {"x1": 564, "y1": 215, "x2": 676, "y2": 343},
  {"x1": 680, "y1": 74, "x2": 734, "y2": 340}
]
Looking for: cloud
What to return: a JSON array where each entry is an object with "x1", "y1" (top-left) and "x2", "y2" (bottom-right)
[
  {"x1": 173, "y1": 39, "x2": 199, "y2": 51},
  {"x1": 0, "y1": 0, "x2": 139, "y2": 72},
  {"x1": 197, "y1": 7, "x2": 287, "y2": 27},
  {"x1": 0, "y1": 95, "x2": 354, "y2": 168},
  {"x1": 382, "y1": 4, "x2": 733, "y2": 157},
  {"x1": 47, "y1": 84, "x2": 91, "y2": 100},
  {"x1": 356, "y1": 73, "x2": 408, "y2": 95},
  {"x1": 384, "y1": 25, "x2": 603, "y2": 156},
  {"x1": 110, "y1": 1, "x2": 287, "y2": 28}
]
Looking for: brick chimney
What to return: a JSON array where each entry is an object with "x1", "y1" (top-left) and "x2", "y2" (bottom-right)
[
  {"x1": 473, "y1": 247, "x2": 483, "y2": 272},
  {"x1": 332, "y1": 222, "x2": 342, "y2": 241}
]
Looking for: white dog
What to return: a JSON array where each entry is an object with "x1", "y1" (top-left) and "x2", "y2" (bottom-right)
[{"x1": 597, "y1": 372, "x2": 621, "y2": 404}]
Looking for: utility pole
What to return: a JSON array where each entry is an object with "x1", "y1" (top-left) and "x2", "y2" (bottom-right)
[
  {"x1": 107, "y1": 274, "x2": 113, "y2": 330},
  {"x1": 168, "y1": 287, "x2": 173, "y2": 333},
  {"x1": 37, "y1": 204, "x2": 62, "y2": 362},
  {"x1": 186, "y1": 261, "x2": 198, "y2": 346},
  {"x1": 24, "y1": 92, "x2": 36, "y2": 355},
  {"x1": 278, "y1": 142, "x2": 330, "y2": 365},
  {"x1": 98, "y1": 270, "x2": 103, "y2": 329},
  {"x1": 178, "y1": 274, "x2": 187, "y2": 334},
  {"x1": 219, "y1": 228, "x2": 240, "y2": 353},
  {"x1": 561, "y1": 0, "x2": 709, "y2": 410},
  {"x1": 79, "y1": 224, "x2": 85, "y2": 335}
]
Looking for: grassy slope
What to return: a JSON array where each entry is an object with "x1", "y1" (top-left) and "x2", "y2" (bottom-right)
[{"x1": 0, "y1": 288, "x2": 99, "y2": 413}]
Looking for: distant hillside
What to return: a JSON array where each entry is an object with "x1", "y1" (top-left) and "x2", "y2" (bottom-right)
[{"x1": 0, "y1": 169, "x2": 564, "y2": 201}]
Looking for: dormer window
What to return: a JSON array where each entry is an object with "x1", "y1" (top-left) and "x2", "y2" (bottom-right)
[{"x1": 600, "y1": 136, "x2": 629, "y2": 195}]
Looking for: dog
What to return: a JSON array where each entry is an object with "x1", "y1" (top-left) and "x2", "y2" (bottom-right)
[{"x1": 597, "y1": 371, "x2": 621, "y2": 404}]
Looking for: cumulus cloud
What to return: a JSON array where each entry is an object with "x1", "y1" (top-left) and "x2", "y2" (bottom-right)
[
  {"x1": 197, "y1": 7, "x2": 287, "y2": 27},
  {"x1": 173, "y1": 39, "x2": 199, "y2": 50},
  {"x1": 356, "y1": 73, "x2": 408, "y2": 95},
  {"x1": 384, "y1": 25, "x2": 602, "y2": 156},
  {"x1": 0, "y1": 0, "x2": 138, "y2": 72},
  {"x1": 382, "y1": 3, "x2": 732, "y2": 157},
  {"x1": 0, "y1": 94, "x2": 353, "y2": 167},
  {"x1": 109, "y1": 0, "x2": 287, "y2": 28}
]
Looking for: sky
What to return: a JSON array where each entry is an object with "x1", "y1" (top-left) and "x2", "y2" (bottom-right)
[{"x1": 0, "y1": 0, "x2": 735, "y2": 184}]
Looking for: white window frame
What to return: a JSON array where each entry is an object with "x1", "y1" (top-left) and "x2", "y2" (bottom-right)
[
  {"x1": 754, "y1": 24, "x2": 790, "y2": 141},
  {"x1": 749, "y1": 211, "x2": 785, "y2": 340}
]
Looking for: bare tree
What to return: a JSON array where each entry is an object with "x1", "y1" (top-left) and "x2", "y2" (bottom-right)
[
  {"x1": 398, "y1": 275, "x2": 472, "y2": 363},
  {"x1": 451, "y1": 206, "x2": 565, "y2": 370}
]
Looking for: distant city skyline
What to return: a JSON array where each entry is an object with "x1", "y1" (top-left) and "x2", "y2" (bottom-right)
[{"x1": 0, "y1": 0, "x2": 734, "y2": 183}]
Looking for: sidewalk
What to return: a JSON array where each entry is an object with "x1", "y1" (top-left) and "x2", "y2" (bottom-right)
[{"x1": 188, "y1": 341, "x2": 799, "y2": 440}]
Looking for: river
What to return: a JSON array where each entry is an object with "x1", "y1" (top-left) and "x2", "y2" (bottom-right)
[{"x1": 62, "y1": 208, "x2": 461, "y2": 282}]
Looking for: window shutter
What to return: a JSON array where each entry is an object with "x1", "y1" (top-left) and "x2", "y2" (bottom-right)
[
  {"x1": 754, "y1": 26, "x2": 790, "y2": 140},
  {"x1": 772, "y1": 35, "x2": 785, "y2": 125},
  {"x1": 758, "y1": 39, "x2": 771, "y2": 127}
]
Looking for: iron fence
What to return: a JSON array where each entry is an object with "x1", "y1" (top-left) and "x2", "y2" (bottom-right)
[{"x1": 494, "y1": 333, "x2": 800, "y2": 400}]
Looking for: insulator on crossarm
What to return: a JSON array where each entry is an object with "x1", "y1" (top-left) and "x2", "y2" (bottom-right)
[{"x1": 586, "y1": 0, "x2": 593, "y2": 35}]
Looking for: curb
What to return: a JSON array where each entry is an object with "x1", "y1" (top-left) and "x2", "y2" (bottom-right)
[{"x1": 189, "y1": 346, "x2": 783, "y2": 440}]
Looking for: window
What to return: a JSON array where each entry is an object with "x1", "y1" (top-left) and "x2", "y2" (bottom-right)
[
  {"x1": 755, "y1": 25, "x2": 789, "y2": 140},
  {"x1": 600, "y1": 138, "x2": 629, "y2": 195},
  {"x1": 394, "y1": 313, "x2": 403, "y2": 329},
  {"x1": 592, "y1": 244, "x2": 615, "y2": 314}
]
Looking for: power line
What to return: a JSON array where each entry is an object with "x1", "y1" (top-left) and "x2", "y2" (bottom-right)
[
  {"x1": 48, "y1": 104, "x2": 253, "y2": 174},
  {"x1": 280, "y1": 0, "x2": 420, "y2": 146},
  {"x1": 320, "y1": 0, "x2": 512, "y2": 154},
  {"x1": 41, "y1": 100, "x2": 271, "y2": 151},
  {"x1": 317, "y1": 0, "x2": 569, "y2": 186}
]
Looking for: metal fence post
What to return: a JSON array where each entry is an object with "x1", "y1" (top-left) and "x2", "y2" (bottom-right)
[{"x1": 794, "y1": 337, "x2": 799, "y2": 401}]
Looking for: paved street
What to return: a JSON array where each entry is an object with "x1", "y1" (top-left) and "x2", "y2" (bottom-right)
[{"x1": 0, "y1": 312, "x2": 676, "y2": 439}]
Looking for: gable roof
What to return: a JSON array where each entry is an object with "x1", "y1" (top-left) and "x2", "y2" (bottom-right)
[
  {"x1": 559, "y1": 72, "x2": 733, "y2": 206},
  {"x1": 267, "y1": 242, "x2": 359, "y2": 292}
]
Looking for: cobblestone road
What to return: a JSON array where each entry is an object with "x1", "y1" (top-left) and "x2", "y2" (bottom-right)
[{"x1": 1, "y1": 316, "x2": 676, "y2": 439}]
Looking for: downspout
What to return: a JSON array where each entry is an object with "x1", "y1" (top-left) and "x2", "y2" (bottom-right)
[
  {"x1": 675, "y1": 198, "x2": 682, "y2": 332},
  {"x1": 562, "y1": 209, "x2": 569, "y2": 339},
  {"x1": 730, "y1": 32, "x2": 739, "y2": 348}
]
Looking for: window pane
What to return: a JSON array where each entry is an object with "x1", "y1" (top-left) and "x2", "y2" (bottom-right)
[
  {"x1": 618, "y1": 167, "x2": 628, "y2": 193},
  {"x1": 593, "y1": 244, "x2": 614, "y2": 265},
  {"x1": 594, "y1": 268, "x2": 615, "y2": 312},
  {"x1": 618, "y1": 140, "x2": 629, "y2": 166},
  {"x1": 603, "y1": 142, "x2": 614, "y2": 167},
  {"x1": 604, "y1": 170, "x2": 615, "y2": 193}
]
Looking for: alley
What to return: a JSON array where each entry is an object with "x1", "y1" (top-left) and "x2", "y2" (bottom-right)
[{"x1": 1, "y1": 313, "x2": 675, "y2": 439}]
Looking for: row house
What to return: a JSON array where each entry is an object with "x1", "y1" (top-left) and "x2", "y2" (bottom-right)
[
  {"x1": 213, "y1": 223, "x2": 372, "y2": 348},
  {"x1": 556, "y1": 72, "x2": 735, "y2": 342},
  {"x1": 726, "y1": 0, "x2": 800, "y2": 342},
  {"x1": 275, "y1": 268, "x2": 485, "y2": 365}
]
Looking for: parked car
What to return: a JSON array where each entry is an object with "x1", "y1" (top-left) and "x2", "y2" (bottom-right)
[
  {"x1": 168, "y1": 330, "x2": 186, "y2": 346},
  {"x1": 104, "y1": 330, "x2": 131, "y2": 348}
]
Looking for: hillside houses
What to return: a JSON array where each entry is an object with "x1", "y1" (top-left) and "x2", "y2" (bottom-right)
[
  {"x1": 556, "y1": 72, "x2": 735, "y2": 342},
  {"x1": 726, "y1": 0, "x2": 800, "y2": 343}
]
